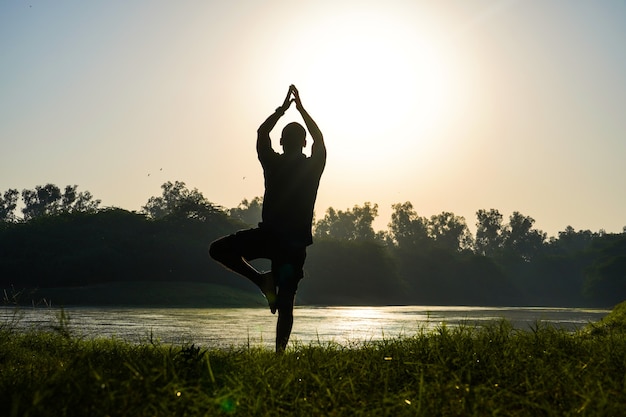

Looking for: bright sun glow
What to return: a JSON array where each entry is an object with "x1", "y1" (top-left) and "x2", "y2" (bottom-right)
[{"x1": 292, "y1": 9, "x2": 457, "y2": 174}]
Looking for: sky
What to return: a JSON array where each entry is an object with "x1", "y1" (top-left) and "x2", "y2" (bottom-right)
[{"x1": 2, "y1": 0, "x2": 625, "y2": 237}]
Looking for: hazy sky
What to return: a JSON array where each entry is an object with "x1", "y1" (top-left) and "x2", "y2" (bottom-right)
[{"x1": 2, "y1": 0, "x2": 625, "y2": 236}]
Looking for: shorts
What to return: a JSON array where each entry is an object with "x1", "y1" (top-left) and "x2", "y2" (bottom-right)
[{"x1": 211, "y1": 227, "x2": 306, "y2": 311}]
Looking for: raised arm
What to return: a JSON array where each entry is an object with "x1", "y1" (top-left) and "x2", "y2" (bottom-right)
[
  {"x1": 290, "y1": 85, "x2": 325, "y2": 157},
  {"x1": 257, "y1": 88, "x2": 292, "y2": 155}
]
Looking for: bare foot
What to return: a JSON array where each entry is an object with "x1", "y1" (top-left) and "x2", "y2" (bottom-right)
[{"x1": 259, "y1": 271, "x2": 277, "y2": 314}]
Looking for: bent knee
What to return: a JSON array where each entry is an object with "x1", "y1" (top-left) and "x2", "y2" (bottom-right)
[{"x1": 208, "y1": 239, "x2": 224, "y2": 261}]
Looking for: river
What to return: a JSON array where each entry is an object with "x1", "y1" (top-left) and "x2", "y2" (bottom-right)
[{"x1": 1, "y1": 306, "x2": 609, "y2": 349}]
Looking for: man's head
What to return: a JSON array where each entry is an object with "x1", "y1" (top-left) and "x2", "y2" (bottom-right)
[{"x1": 280, "y1": 122, "x2": 306, "y2": 154}]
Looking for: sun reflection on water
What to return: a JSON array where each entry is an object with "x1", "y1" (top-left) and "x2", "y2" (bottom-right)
[{"x1": 1, "y1": 306, "x2": 609, "y2": 349}]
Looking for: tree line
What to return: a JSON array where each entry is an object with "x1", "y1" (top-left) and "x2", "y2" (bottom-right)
[{"x1": 1, "y1": 182, "x2": 624, "y2": 307}]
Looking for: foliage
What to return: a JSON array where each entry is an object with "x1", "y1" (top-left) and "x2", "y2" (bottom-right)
[
  {"x1": 142, "y1": 181, "x2": 225, "y2": 223},
  {"x1": 1, "y1": 319, "x2": 625, "y2": 416},
  {"x1": 303, "y1": 238, "x2": 402, "y2": 305},
  {"x1": 386, "y1": 205, "x2": 473, "y2": 252},
  {"x1": 587, "y1": 299, "x2": 626, "y2": 335},
  {"x1": 428, "y1": 211, "x2": 473, "y2": 252},
  {"x1": 389, "y1": 245, "x2": 519, "y2": 306},
  {"x1": 314, "y1": 202, "x2": 381, "y2": 241},
  {"x1": 229, "y1": 196, "x2": 263, "y2": 227},
  {"x1": 386, "y1": 201, "x2": 430, "y2": 249},
  {"x1": 0, "y1": 188, "x2": 19, "y2": 222},
  {"x1": 0, "y1": 207, "x2": 240, "y2": 289},
  {"x1": 21, "y1": 184, "x2": 101, "y2": 221},
  {"x1": 501, "y1": 211, "x2": 547, "y2": 261},
  {"x1": 584, "y1": 234, "x2": 626, "y2": 306},
  {"x1": 24, "y1": 281, "x2": 265, "y2": 308},
  {"x1": 1, "y1": 182, "x2": 625, "y2": 307},
  {"x1": 474, "y1": 208, "x2": 505, "y2": 257},
  {"x1": 549, "y1": 226, "x2": 598, "y2": 255}
]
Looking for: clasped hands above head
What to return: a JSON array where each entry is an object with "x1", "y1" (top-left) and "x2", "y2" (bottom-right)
[{"x1": 279, "y1": 85, "x2": 304, "y2": 113}]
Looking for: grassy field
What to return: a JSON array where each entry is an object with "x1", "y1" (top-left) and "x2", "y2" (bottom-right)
[{"x1": 2, "y1": 303, "x2": 625, "y2": 417}]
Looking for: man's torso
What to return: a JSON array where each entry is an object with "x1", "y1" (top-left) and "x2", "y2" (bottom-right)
[{"x1": 259, "y1": 152, "x2": 325, "y2": 247}]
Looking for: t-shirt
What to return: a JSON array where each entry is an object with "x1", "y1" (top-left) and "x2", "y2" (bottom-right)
[{"x1": 257, "y1": 147, "x2": 326, "y2": 247}]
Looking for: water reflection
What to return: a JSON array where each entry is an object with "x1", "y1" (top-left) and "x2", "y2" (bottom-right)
[{"x1": 1, "y1": 306, "x2": 609, "y2": 349}]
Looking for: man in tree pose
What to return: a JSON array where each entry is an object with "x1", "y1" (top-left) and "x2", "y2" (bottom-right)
[{"x1": 209, "y1": 85, "x2": 326, "y2": 352}]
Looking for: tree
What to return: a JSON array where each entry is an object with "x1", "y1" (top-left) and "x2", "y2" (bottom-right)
[
  {"x1": 428, "y1": 211, "x2": 473, "y2": 252},
  {"x1": 0, "y1": 189, "x2": 19, "y2": 222},
  {"x1": 475, "y1": 209, "x2": 505, "y2": 257},
  {"x1": 142, "y1": 181, "x2": 225, "y2": 222},
  {"x1": 502, "y1": 212, "x2": 546, "y2": 261},
  {"x1": 304, "y1": 238, "x2": 402, "y2": 304},
  {"x1": 314, "y1": 202, "x2": 379, "y2": 241},
  {"x1": 60, "y1": 185, "x2": 101, "y2": 214},
  {"x1": 21, "y1": 184, "x2": 101, "y2": 220},
  {"x1": 584, "y1": 234, "x2": 626, "y2": 306},
  {"x1": 387, "y1": 201, "x2": 430, "y2": 249},
  {"x1": 229, "y1": 197, "x2": 263, "y2": 226},
  {"x1": 22, "y1": 184, "x2": 62, "y2": 220},
  {"x1": 547, "y1": 226, "x2": 597, "y2": 255}
]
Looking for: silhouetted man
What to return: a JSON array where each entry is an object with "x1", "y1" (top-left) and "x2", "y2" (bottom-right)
[{"x1": 209, "y1": 85, "x2": 326, "y2": 352}]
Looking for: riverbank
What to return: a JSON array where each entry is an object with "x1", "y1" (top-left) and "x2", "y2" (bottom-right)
[
  {"x1": 5, "y1": 281, "x2": 266, "y2": 308},
  {"x1": 5, "y1": 281, "x2": 618, "y2": 309},
  {"x1": 2, "y1": 302, "x2": 625, "y2": 416}
]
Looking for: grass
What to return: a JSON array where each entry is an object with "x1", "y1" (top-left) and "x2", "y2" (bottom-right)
[
  {"x1": 587, "y1": 299, "x2": 626, "y2": 335},
  {"x1": 1, "y1": 306, "x2": 625, "y2": 416}
]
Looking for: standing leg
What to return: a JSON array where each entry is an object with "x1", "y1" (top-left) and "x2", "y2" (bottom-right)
[
  {"x1": 276, "y1": 275, "x2": 296, "y2": 353},
  {"x1": 274, "y1": 249, "x2": 306, "y2": 353}
]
